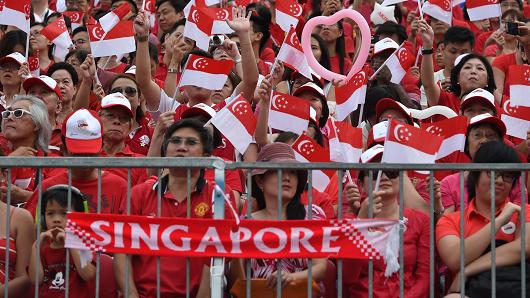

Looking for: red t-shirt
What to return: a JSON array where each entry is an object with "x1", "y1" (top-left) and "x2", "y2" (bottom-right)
[
  {"x1": 105, "y1": 62, "x2": 128, "y2": 74},
  {"x1": 101, "y1": 145, "x2": 148, "y2": 186},
  {"x1": 25, "y1": 171, "x2": 127, "y2": 218},
  {"x1": 475, "y1": 30, "x2": 493, "y2": 55},
  {"x1": 492, "y1": 52, "x2": 517, "y2": 98},
  {"x1": 126, "y1": 116, "x2": 155, "y2": 156},
  {"x1": 329, "y1": 55, "x2": 352, "y2": 76},
  {"x1": 436, "y1": 90, "x2": 461, "y2": 114},
  {"x1": 125, "y1": 176, "x2": 235, "y2": 298},
  {"x1": 38, "y1": 243, "x2": 94, "y2": 298}
]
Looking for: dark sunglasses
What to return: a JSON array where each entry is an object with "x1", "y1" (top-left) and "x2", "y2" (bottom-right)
[
  {"x1": 111, "y1": 87, "x2": 137, "y2": 96},
  {"x1": 360, "y1": 169, "x2": 400, "y2": 180}
]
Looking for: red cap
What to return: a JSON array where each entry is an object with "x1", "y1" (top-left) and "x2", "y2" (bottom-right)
[
  {"x1": 375, "y1": 98, "x2": 413, "y2": 124},
  {"x1": 468, "y1": 113, "x2": 506, "y2": 137}
]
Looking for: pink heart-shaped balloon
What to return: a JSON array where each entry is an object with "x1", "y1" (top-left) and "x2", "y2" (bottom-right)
[{"x1": 301, "y1": 9, "x2": 371, "y2": 85}]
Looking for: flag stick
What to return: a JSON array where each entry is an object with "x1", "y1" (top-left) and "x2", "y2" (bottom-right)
[
  {"x1": 414, "y1": 46, "x2": 421, "y2": 67},
  {"x1": 373, "y1": 170, "x2": 383, "y2": 192},
  {"x1": 267, "y1": 60, "x2": 278, "y2": 144},
  {"x1": 141, "y1": 0, "x2": 146, "y2": 12},
  {"x1": 329, "y1": 118, "x2": 355, "y2": 184},
  {"x1": 25, "y1": 33, "x2": 30, "y2": 60},
  {"x1": 369, "y1": 42, "x2": 404, "y2": 81},
  {"x1": 357, "y1": 103, "x2": 364, "y2": 127},
  {"x1": 417, "y1": 0, "x2": 424, "y2": 19}
]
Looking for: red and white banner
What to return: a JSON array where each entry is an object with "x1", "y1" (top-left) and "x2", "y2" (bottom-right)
[
  {"x1": 386, "y1": 46, "x2": 415, "y2": 84},
  {"x1": 466, "y1": 0, "x2": 501, "y2": 21},
  {"x1": 422, "y1": 0, "x2": 452, "y2": 25},
  {"x1": 269, "y1": 90, "x2": 310, "y2": 135},
  {"x1": 65, "y1": 212, "x2": 401, "y2": 269},
  {"x1": 334, "y1": 71, "x2": 367, "y2": 121},
  {"x1": 0, "y1": 0, "x2": 30, "y2": 33},
  {"x1": 179, "y1": 54, "x2": 234, "y2": 90},
  {"x1": 507, "y1": 64, "x2": 530, "y2": 107},
  {"x1": 277, "y1": 26, "x2": 312, "y2": 80},
  {"x1": 421, "y1": 115, "x2": 468, "y2": 159},
  {"x1": 88, "y1": 21, "x2": 135, "y2": 58},
  {"x1": 275, "y1": 0, "x2": 303, "y2": 32},
  {"x1": 292, "y1": 134, "x2": 334, "y2": 192},
  {"x1": 500, "y1": 100, "x2": 530, "y2": 140}
]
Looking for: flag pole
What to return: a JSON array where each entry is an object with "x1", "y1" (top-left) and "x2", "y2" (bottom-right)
[
  {"x1": 417, "y1": 0, "x2": 424, "y2": 19},
  {"x1": 414, "y1": 45, "x2": 421, "y2": 67},
  {"x1": 25, "y1": 31, "x2": 30, "y2": 60},
  {"x1": 369, "y1": 42, "x2": 404, "y2": 81},
  {"x1": 357, "y1": 103, "x2": 364, "y2": 127}
]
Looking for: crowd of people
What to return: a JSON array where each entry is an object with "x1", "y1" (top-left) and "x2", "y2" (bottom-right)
[{"x1": 0, "y1": 0, "x2": 530, "y2": 297}]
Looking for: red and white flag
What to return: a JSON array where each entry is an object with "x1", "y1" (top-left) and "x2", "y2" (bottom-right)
[
  {"x1": 334, "y1": 71, "x2": 367, "y2": 121},
  {"x1": 184, "y1": 5, "x2": 215, "y2": 51},
  {"x1": 292, "y1": 134, "x2": 334, "y2": 192},
  {"x1": 210, "y1": 7, "x2": 234, "y2": 35},
  {"x1": 41, "y1": 16, "x2": 73, "y2": 61},
  {"x1": 88, "y1": 21, "x2": 136, "y2": 58},
  {"x1": 421, "y1": 116, "x2": 468, "y2": 159},
  {"x1": 382, "y1": 120, "x2": 443, "y2": 164},
  {"x1": 500, "y1": 100, "x2": 530, "y2": 140},
  {"x1": 422, "y1": 0, "x2": 452, "y2": 25},
  {"x1": 507, "y1": 64, "x2": 530, "y2": 107},
  {"x1": 269, "y1": 90, "x2": 310, "y2": 135},
  {"x1": 277, "y1": 26, "x2": 312, "y2": 80},
  {"x1": 328, "y1": 119, "x2": 363, "y2": 163},
  {"x1": 99, "y1": 2, "x2": 131, "y2": 33},
  {"x1": 28, "y1": 56, "x2": 40, "y2": 77},
  {"x1": 211, "y1": 95, "x2": 256, "y2": 154},
  {"x1": 0, "y1": 0, "x2": 31, "y2": 33},
  {"x1": 142, "y1": 0, "x2": 157, "y2": 29},
  {"x1": 183, "y1": 0, "x2": 221, "y2": 17},
  {"x1": 385, "y1": 46, "x2": 415, "y2": 84},
  {"x1": 179, "y1": 54, "x2": 234, "y2": 90},
  {"x1": 63, "y1": 11, "x2": 84, "y2": 30},
  {"x1": 276, "y1": 0, "x2": 303, "y2": 32},
  {"x1": 466, "y1": 0, "x2": 501, "y2": 21},
  {"x1": 381, "y1": 0, "x2": 406, "y2": 6}
]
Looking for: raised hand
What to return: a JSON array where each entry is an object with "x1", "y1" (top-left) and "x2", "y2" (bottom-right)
[
  {"x1": 79, "y1": 54, "x2": 96, "y2": 81},
  {"x1": 417, "y1": 20, "x2": 434, "y2": 49},
  {"x1": 227, "y1": 6, "x2": 251, "y2": 34},
  {"x1": 134, "y1": 11, "x2": 150, "y2": 37}
]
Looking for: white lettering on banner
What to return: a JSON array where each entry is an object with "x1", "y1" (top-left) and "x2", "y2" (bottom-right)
[
  {"x1": 130, "y1": 223, "x2": 159, "y2": 250},
  {"x1": 114, "y1": 222, "x2": 124, "y2": 248},
  {"x1": 254, "y1": 228, "x2": 288, "y2": 253},
  {"x1": 161, "y1": 225, "x2": 191, "y2": 251},
  {"x1": 196, "y1": 227, "x2": 227, "y2": 253},
  {"x1": 290, "y1": 228, "x2": 316, "y2": 253},
  {"x1": 321, "y1": 227, "x2": 341, "y2": 253},
  {"x1": 91, "y1": 221, "x2": 111, "y2": 246},
  {"x1": 229, "y1": 227, "x2": 252, "y2": 254}
]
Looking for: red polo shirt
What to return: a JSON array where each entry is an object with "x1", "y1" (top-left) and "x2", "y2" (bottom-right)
[
  {"x1": 124, "y1": 175, "x2": 235, "y2": 298},
  {"x1": 101, "y1": 145, "x2": 148, "y2": 186},
  {"x1": 126, "y1": 116, "x2": 155, "y2": 156}
]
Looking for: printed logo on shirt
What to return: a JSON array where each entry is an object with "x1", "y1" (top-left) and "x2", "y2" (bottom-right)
[
  {"x1": 501, "y1": 221, "x2": 516, "y2": 235},
  {"x1": 217, "y1": 138, "x2": 227, "y2": 149},
  {"x1": 50, "y1": 271, "x2": 65, "y2": 290},
  {"x1": 194, "y1": 202, "x2": 209, "y2": 217},
  {"x1": 139, "y1": 135, "x2": 150, "y2": 147}
]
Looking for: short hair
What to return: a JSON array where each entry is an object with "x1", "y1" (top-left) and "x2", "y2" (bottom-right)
[
  {"x1": 375, "y1": 21, "x2": 408, "y2": 44},
  {"x1": 500, "y1": 0, "x2": 523, "y2": 10},
  {"x1": 363, "y1": 86, "x2": 395, "y2": 120},
  {"x1": 311, "y1": 34, "x2": 331, "y2": 71},
  {"x1": 40, "y1": 186, "x2": 86, "y2": 230},
  {"x1": 450, "y1": 53, "x2": 496, "y2": 96},
  {"x1": 161, "y1": 118, "x2": 214, "y2": 156},
  {"x1": 0, "y1": 30, "x2": 27, "y2": 57},
  {"x1": 47, "y1": 62, "x2": 79, "y2": 85},
  {"x1": 467, "y1": 141, "x2": 521, "y2": 200},
  {"x1": 64, "y1": 49, "x2": 89, "y2": 65},
  {"x1": 8, "y1": 95, "x2": 51, "y2": 153},
  {"x1": 246, "y1": 4, "x2": 271, "y2": 54},
  {"x1": 155, "y1": 0, "x2": 186, "y2": 12},
  {"x1": 72, "y1": 26, "x2": 88, "y2": 37},
  {"x1": 443, "y1": 26, "x2": 475, "y2": 48}
]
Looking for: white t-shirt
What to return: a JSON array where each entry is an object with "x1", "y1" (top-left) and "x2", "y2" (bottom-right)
[
  {"x1": 146, "y1": 89, "x2": 180, "y2": 122},
  {"x1": 420, "y1": 69, "x2": 446, "y2": 108}
]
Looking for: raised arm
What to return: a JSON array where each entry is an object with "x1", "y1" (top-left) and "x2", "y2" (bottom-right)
[
  {"x1": 73, "y1": 54, "x2": 97, "y2": 111},
  {"x1": 254, "y1": 75, "x2": 273, "y2": 146},
  {"x1": 418, "y1": 20, "x2": 441, "y2": 107}
]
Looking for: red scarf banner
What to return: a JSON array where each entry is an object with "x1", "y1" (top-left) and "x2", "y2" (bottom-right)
[{"x1": 66, "y1": 212, "x2": 403, "y2": 275}]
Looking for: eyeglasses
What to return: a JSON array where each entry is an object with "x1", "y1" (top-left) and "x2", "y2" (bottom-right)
[
  {"x1": 110, "y1": 87, "x2": 138, "y2": 96},
  {"x1": 167, "y1": 136, "x2": 201, "y2": 146},
  {"x1": 360, "y1": 169, "x2": 400, "y2": 180},
  {"x1": 1, "y1": 108, "x2": 32, "y2": 119},
  {"x1": 470, "y1": 131, "x2": 499, "y2": 141},
  {"x1": 99, "y1": 111, "x2": 131, "y2": 123},
  {"x1": 485, "y1": 171, "x2": 518, "y2": 183}
]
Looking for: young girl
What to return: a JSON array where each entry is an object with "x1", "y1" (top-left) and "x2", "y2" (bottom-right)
[{"x1": 28, "y1": 185, "x2": 96, "y2": 297}]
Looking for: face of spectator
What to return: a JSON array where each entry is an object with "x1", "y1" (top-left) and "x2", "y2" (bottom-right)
[
  {"x1": 296, "y1": 91, "x2": 323, "y2": 120},
  {"x1": 435, "y1": 43, "x2": 445, "y2": 69},
  {"x1": 461, "y1": 102, "x2": 495, "y2": 119},
  {"x1": 378, "y1": 109, "x2": 409, "y2": 124},
  {"x1": 443, "y1": 42, "x2": 473, "y2": 71},
  {"x1": 458, "y1": 58, "x2": 489, "y2": 95},
  {"x1": 30, "y1": 25, "x2": 49, "y2": 52},
  {"x1": 100, "y1": 106, "x2": 132, "y2": 143},
  {"x1": 360, "y1": 166, "x2": 399, "y2": 197},
  {"x1": 27, "y1": 85, "x2": 62, "y2": 121},
  {"x1": 66, "y1": 55, "x2": 83, "y2": 79},
  {"x1": 66, "y1": 0, "x2": 89, "y2": 12},
  {"x1": 110, "y1": 78, "x2": 140, "y2": 114},
  {"x1": 430, "y1": 18, "x2": 449, "y2": 36},
  {"x1": 51, "y1": 69, "x2": 77, "y2": 106},
  {"x1": 371, "y1": 54, "x2": 392, "y2": 82},
  {"x1": 73, "y1": 31, "x2": 90, "y2": 51},
  {"x1": 165, "y1": 127, "x2": 206, "y2": 158},
  {"x1": 467, "y1": 124, "x2": 501, "y2": 159},
  {"x1": 501, "y1": 0, "x2": 521, "y2": 13},
  {"x1": 210, "y1": 79, "x2": 234, "y2": 105},
  {"x1": 157, "y1": 1, "x2": 181, "y2": 34},
  {"x1": 255, "y1": 170, "x2": 299, "y2": 202},
  {"x1": 0, "y1": 61, "x2": 22, "y2": 86},
  {"x1": 2, "y1": 100, "x2": 37, "y2": 143},
  {"x1": 318, "y1": 23, "x2": 342, "y2": 43},
  {"x1": 184, "y1": 86, "x2": 213, "y2": 105},
  {"x1": 474, "y1": 170, "x2": 515, "y2": 205},
  {"x1": 321, "y1": 0, "x2": 341, "y2": 15},
  {"x1": 44, "y1": 200, "x2": 67, "y2": 230},
  {"x1": 311, "y1": 37, "x2": 322, "y2": 62}
]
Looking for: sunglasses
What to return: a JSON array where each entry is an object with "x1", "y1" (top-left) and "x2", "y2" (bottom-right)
[
  {"x1": 110, "y1": 87, "x2": 137, "y2": 96},
  {"x1": 485, "y1": 171, "x2": 518, "y2": 183},
  {"x1": 1, "y1": 108, "x2": 32, "y2": 119},
  {"x1": 360, "y1": 169, "x2": 400, "y2": 180}
]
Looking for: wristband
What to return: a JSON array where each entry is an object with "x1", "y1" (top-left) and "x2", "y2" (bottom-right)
[
  {"x1": 234, "y1": 57, "x2": 242, "y2": 63},
  {"x1": 168, "y1": 68, "x2": 179, "y2": 74},
  {"x1": 422, "y1": 48, "x2": 434, "y2": 55},
  {"x1": 136, "y1": 35, "x2": 149, "y2": 42},
  {"x1": 433, "y1": 208, "x2": 445, "y2": 216}
]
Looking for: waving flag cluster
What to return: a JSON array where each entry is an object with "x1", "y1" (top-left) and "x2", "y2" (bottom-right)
[
  {"x1": 0, "y1": 0, "x2": 31, "y2": 33},
  {"x1": 41, "y1": 16, "x2": 73, "y2": 61}
]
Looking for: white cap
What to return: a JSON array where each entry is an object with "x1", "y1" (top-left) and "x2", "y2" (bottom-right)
[
  {"x1": 468, "y1": 113, "x2": 506, "y2": 136},
  {"x1": 125, "y1": 65, "x2": 136, "y2": 75},
  {"x1": 461, "y1": 88, "x2": 496, "y2": 112},
  {"x1": 293, "y1": 82, "x2": 325, "y2": 98},
  {"x1": 22, "y1": 75, "x2": 62, "y2": 99},
  {"x1": 370, "y1": 3, "x2": 397, "y2": 25},
  {"x1": 373, "y1": 37, "x2": 399, "y2": 56},
  {"x1": 0, "y1": 52, "x2": 26, "y2": 66},
  {"x1": 367, "y1": 120, "x2": 389, "y2": 146},
  {"x1": 361, "y1": 144, "x2": 384, "y2": 163},
  {"x1": 101, "y1": 93, "x2": 133, "y2": 117},
  {"x1": 62, "y1": 109, "x2": 103, "y2": 154},
  {"x1": 454, "y1": 53, "x2": 470, "y2": 66}
]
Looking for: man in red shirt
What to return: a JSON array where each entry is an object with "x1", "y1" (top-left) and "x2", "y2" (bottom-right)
[
  {"x1": 114, "y1": 118, "x2": 235, "y2": 298},
  {"x1": 25, "y1": 109, "x2": 128, "y2": 217}
]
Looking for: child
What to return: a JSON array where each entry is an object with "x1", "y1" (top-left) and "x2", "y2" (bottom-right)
[{"x1": 28, "y1": 185, "x2": 96, "y2": 297}]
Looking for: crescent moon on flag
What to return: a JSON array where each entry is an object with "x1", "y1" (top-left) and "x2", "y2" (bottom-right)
[
  {"x1": 393, "y1": 124, "x2": 404, "y2": 142},
  {"x1": 231, "y1": 100, "x2": 246, "y2": 113},
  {"x1": 297, "y1": 140, "x2": 310, "y2": 153},
  {"x1": 192, "y1": 58, "x2": 205, "y2": 70},
  {"x1": 425, "y1": 125, "x2": 435, "y2": 133},
  {"x1": 192, "y1": 10, "x2": 199, "y2": 23},
  {"x1": 289, "y1": 31, "x2": 297, "y2": 45},
  {"x1": 271, "y1": 94, "x2": 281, "y2": 110},
  {"x1": 502, "y1": 99, "x2": 511, "y2": 114},
  {"x1": 92, "y1": 26, "x2": 103, "y2": 40}
]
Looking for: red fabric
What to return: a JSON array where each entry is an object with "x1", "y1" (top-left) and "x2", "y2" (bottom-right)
[
  {"x1": 155, "y1": 62, "x2": 168, "y2": 82},
  {"x1": 492, "y1": 52, "x2": 516, "y2": 98},
  {"x1": 38, "y1": 243, "x2": 94, "y2": 298},
  {"x1": 88, "y1": 92, "x2": 101, "y2": 112},
  {"x1": 105, "y1": 62, "x2": 128, "y2": 74},
  {"x1": 101, "y1": 145, "x2": 148, "y2": 186},
  {"x1": 329, "y1": 55, "x2": 352, "y2": 76},
  {"x1": 436, "y1": 90, "x2": 460, "y2": 114},
  {"x1": 343, "y1": 208, "x2": 430, "y2": 298},
  {"x1": 300, "y1": 189, "x2": 336, "y2": 219},
  {"x1": 474, "y1": 30, "x2": 493, "y2": 54},
  {"x1": 525, "y1": 4, "x2": 530, "y2": 18},
  {"x1": 126, "y1": 116, "x2": 154, "y2": 156},
  {"x1": 204, "y1": 163, "x2": 243, "y2": 193},
  {"x1": 25, "y1": 172, "x2": 127, "y2": 218}
]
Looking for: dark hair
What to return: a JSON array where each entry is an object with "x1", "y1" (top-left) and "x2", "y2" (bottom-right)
[
  {"x1": 64, "y1": 49, "x2": 89, "y2": 65},
  {"x1": 450, "y1": 53, "x2": 496, "y2": 96},
  {"x1": 247, "y1": 4, "x2": 271, "y2": 54},
  {"x1": 443, "y1": 26, "x2": 475, "y2": 48},
  {"x1": 311, "y1": 34, "x2": 331, "y2": 71},
  {"x1": 160, "y1": 18, "x2": 186, "y2": 44},
  {"x1": 108, "y1": 74, "x2": 144, "y2": 123},
  {"x1": 467, "y1": 141, "x2": 521, "y2": 200},
  {"x1": 253, "y1": 172, "x2": 306, "y2": 220},
  {"x1": 47, "y1": 62, "x2": 79, "y2": 85},
  {"x1": 72, "y1": 26, "x2": 88, "y2": 37},
  {"x1": 500, "y1": 0, "x2": 524, "y2": 10},
  {"x1": 335, "y1": 20, "x2": 347, "y2": 75},
  {"x1": 111, "y1": 0, "x2": 138, "y2": 14},
  {"x1": 155, "y1": 0, "x2": 186, "y2": 12},
  {"x1": 40, "y1": 186, "x2": 86, "y2": 230},
  {"x1": 161, "y1": 118, "x2": 213, "y2": 156},
  {"x1": 363, "y1": 86, "x2": 395, "y2": 121},
  {"x1": 0, "y1": 30, "x2": 27, "y2": 57},
  {"x1": 375, "y1": 21, "x2": 408, "y2": 44}
]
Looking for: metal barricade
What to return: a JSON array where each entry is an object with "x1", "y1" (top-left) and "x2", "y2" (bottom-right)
[{"x1": 0, "y1": 157, "x2": 527, "y2": 298}]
